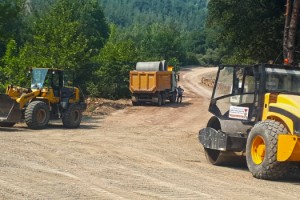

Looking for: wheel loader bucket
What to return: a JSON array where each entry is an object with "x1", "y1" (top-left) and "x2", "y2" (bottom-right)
[{"x1": 0, "y1": 94, "x2": 21, "y2": 123}]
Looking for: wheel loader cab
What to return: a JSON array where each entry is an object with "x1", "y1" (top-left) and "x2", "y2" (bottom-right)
[
  {"x1": 30, "y1": 68, "x2": 63, "y2": 98},
  {"x1": 29, "y1": 68, "x2": 79, "y2": 104}
]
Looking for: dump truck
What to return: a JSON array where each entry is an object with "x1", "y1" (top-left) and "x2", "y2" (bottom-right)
[
  {"x1": 0, "y1": 68, "x2": 86, "y2": 129},
  {"x1": 198, "y1": 64, "x2": 300, "y2": 180},
  {"x1": 129, "y1": 61, "x2": 178, "y2": 106}
]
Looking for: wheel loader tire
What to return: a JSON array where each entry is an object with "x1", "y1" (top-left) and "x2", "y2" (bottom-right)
[
  {"x1": 62, "y1": 104, "x2": 82, "y2": 128},
  {"x1": 0, "y1": 122, "x2": 16, "y2": 127},
  {"x1": 25, "y1": 101, "x2": 50, "y2": 130},
  {"x1": 246, "y1": 120, "x2": 290, "y2": 180}
]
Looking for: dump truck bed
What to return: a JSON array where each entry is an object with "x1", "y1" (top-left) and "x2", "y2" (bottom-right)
[{"x1": 129, "y1": 71, "x2": 172, "y2": 93}]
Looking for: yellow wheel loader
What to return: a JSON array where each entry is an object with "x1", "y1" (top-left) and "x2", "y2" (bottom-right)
[
  {"x1": 199, "y1": 64, "x2": 300, "y2": 180},
  {"x1": 0, "y1": 68, "x2": 86, "y2": 129}
]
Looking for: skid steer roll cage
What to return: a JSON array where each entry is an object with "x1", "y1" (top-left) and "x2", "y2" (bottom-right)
[{"x1": 209, "y1": 63, "x2": 300, "y2": 125}]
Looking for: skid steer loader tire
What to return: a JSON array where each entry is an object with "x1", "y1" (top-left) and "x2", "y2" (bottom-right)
[
  {"x1": 246, "y1": 120, "x2": 290, "y2": 180},
  {"x1": 25, "y1": 101, "x2": 50, "y2": 130},
  {"x1": 0, "y1": 122, "x2": 15, "y2": 127},
  {"x1": 62, "y1": 104, "x2": 82, "y2": 128}
]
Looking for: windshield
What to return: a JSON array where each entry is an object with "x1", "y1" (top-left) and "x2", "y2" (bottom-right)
[
  {"x1": 31, "y1": 69, "x2": 48, "y2": 89},
  {"x1": 265, "y1": 68, "x2": 300, "y2": 94}
]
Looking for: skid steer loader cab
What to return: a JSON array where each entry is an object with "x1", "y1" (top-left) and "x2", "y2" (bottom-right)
[
  {"x1": 199, "y1": 64, "x2": 300, "y2": 180},
  {"x1": 0, "y1": 68, "x2": 86, "y2": 129}
]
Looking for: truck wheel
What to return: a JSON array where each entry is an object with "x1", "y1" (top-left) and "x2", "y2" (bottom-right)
[
  {"x1": 25, "y1": 101, "x2": 50, "y2": 129},
  {"x1": 62, "y1": 104, "x2": 82, "y2": 128},
  {"x1": 0, "y1": 122, "x2": 15, "y2": 127},
  {"x1": 157, "y1": 94, "x2": 162, "y2": 106},
  {"x1": 170, "y1": 92, "x2": 176, "y2": 103},
  {"x1": 246, "y1": 120, "x2": 290, "y2": 180},
  {"x1": 132, "y1": 101, "x2": 139, "y2": 106},
  {"x1": 162, "y1": 94, "x2": 166, "y2": 105}
]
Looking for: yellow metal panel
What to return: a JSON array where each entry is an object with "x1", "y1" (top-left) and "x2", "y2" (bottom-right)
[
  {"x1": 263, "y1": 94, "x2": 300, "y2": 134},
  {"x1": 277, "y1": 134, "x2": 300, "y2": 161},
  {"x1": 167, "y1": 66, "x2": 174, "y2": 71},
  {"x1": 157, "y1": 72, "x2": 172, "y2": 91},
  {"x1": 148, "y1": 74, "x2": 155, "y2": 91},
  {"x1": 129, "y1": 71, "x2": 172, "y2": 93},
  {"x1": 277, "y1": 95, "x2": 300, "y2": 110},
  {"x1": 140, "y1": 74, "x2": 147, "y2": 89},
  {"x1": 16, "y1": 90, "x2": 40, "y2": 109},
  {"x1": 131, "y1": 73, "x2": 139, "y2": 90},
  {"x1": 262, "y1": 93, "x2": 270, "y2": 120}
]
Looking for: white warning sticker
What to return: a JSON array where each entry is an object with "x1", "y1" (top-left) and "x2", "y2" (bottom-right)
[{"x1": 229, "y1": 106, "x2": 249, "y2": 120}]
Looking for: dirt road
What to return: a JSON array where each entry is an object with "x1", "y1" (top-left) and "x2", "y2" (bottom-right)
[{"x1": 0, "y1": 67, "x2": 300, "y2": 200}]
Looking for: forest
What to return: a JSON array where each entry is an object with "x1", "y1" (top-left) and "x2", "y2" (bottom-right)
[{"x1": 0, "y1": 0, "x2": 297, "y2": 99}]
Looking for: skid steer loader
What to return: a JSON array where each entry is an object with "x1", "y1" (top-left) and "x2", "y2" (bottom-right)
[
  {"x1": 199, "y1": 64, "x2": 300, "y2": 180},
  {"x1": 0, "y1": 68, "x2": 86, "y2": 129}
]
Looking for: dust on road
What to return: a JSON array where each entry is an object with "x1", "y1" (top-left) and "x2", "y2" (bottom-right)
[{"x1": 0, "y1": 66, "x2": 300, "y2": 200}]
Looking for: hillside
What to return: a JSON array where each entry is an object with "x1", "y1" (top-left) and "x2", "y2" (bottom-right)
[{"x1": 100, "y1": 0, "x2": 208, "y2": 31}]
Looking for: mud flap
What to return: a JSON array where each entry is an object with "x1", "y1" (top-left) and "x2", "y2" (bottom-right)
[
  {"x1": 198, "y1": 127, "x2": 246, "y2": 151},
  {"x1": 0, "y1": 94, "x2": 21, "y2": 123}
]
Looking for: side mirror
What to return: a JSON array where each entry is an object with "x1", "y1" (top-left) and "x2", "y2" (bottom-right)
[{"x1": 27, "y1": 70, "x2": 32, "y2": 77}]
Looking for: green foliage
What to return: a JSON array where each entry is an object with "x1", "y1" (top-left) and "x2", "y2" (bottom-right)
[
  {"x1": 99, "y1": 0, "x2": 208, "y2": 66},
  {"x1": 87, "y1": 25, "x2": 137, "y2": 98},
  {"x1": 207, "y1": 0, "x2": 286, "y2": 64},
  {"x1": 3, "y1": 0, "x2": 295, "y2": 100},
  {"x1": 0, "y1": 0, "x2": 26, "y2": 58},
  {"x1": 0, "y1": 0, "x2": 110, "y2": 94},
  {"x1": 140, "y1": 23, "x2": 185, "y2": 61},
  {"x1": 0, "y1": 40, "x2": 29, "y2": 91},
  {"x1": 21, "y1": 0, "x2": 109, "y2": 71},
  {"x1": 101, "y1": 0, "x2": 208, "y2": 31}
]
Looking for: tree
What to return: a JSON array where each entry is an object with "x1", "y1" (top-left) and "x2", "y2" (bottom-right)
[
  {"x1": 100, "y1": 0, "x2": 208, "y2": 65},
  {"x1": 283, "y1": 0, "x2": 300, "y2": 65},
  {"x1": 0, "y1": 0, "x2": 26, "y2": 58},
  {"x1": 89, "y1": 25, "x2": 137, "y2": 98},
  {"x1": 207, "y1": 0, "x2": 286, "y2": 64},
  {"x1": 20, "y1": 0, "x2": 109, "y2": 72},
  {"x1": 0, "y1": 0, "x2": 109, "y2": 92},
  {"x1": 140, "y1": 23, "x2": 184, "y2": 62}
]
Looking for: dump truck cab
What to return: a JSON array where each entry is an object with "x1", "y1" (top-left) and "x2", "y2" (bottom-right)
[{"x1": 199, "y1": 64, "x2": 300, "y2": 180}]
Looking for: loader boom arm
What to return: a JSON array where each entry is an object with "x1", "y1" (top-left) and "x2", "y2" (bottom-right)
[{"x1": 16, "y1": 90, "x2": 41, "y2": 109}]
